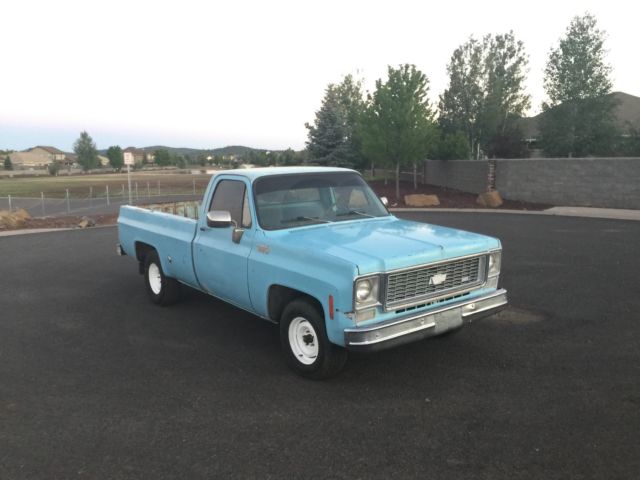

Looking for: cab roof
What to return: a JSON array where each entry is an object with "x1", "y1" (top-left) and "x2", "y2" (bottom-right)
[{"x1": 213, "y1": 166, "x2": 356, "y2": 182}]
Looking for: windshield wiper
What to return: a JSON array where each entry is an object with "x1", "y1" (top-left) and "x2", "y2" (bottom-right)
[
  {"x1": 336, "y1": 210, "x2": 375, "y2": 218},
  {"x1": 282, "y1": 216, "x2": 332, "y2": 225}
]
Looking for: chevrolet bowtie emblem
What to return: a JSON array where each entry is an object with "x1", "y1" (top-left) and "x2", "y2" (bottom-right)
[{"x1": 429, "y1": 273, "x2": 447, "y2": 286}]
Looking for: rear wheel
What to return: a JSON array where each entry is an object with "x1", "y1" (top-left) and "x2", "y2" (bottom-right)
[
  {"x1": 143, "y1": 250, "x2": 181, "y2": 306},
  {"x1": 280, "y1": 299, "x2": 347, "y2": 379}
]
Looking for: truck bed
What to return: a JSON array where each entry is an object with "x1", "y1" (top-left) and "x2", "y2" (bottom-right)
[
  {"x1": 145, "y1": 201, "x2": 201, "y2": 220},
  {"x1": 118, "y1": 203, "x2": 201, "y2": 289}
]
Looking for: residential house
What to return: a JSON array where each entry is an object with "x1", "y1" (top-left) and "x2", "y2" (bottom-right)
[
  {"x1": 28, "y1": 146, "x2": 66, "y2": 162},
  {"x1": 7, "y1": 146, "x2": 69, "y2": 169},
  {"x1": 8, "y1": 152, "x2": 49, "y2": 169},
  {"x1": 123, "y1": 147, "x2": 146, "y2": 165},
  {"x1": 64, "y1": 154, "x2": 77, "y2": 168}
]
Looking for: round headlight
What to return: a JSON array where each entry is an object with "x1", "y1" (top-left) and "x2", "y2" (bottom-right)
[{"x1": 356, "y1": 279, "x2": 372, "y2": 302}]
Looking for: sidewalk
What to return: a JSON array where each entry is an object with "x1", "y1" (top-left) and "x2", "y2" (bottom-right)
[
  {"x1": 542, "y1": 206, "x2": 640, "y2": 221},
  {"x1": 391, "y1": 206, "x2": 640, "y2": 221}
]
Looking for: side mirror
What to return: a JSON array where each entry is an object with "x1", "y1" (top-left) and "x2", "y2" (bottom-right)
[
  {"x1": 380, "y1": 196, "x2": 389, "y2": 208},
  {"x1": 207, "y1": 210, "x2": 233, "y2": 228}
]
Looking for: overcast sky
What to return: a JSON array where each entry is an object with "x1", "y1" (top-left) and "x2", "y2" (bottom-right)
[{"x1": 1, "y1": 0, "x2": 638, "y2": 152}]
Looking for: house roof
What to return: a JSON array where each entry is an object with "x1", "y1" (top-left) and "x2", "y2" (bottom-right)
[
  {"x1": 30, "y1": 146, "x2": 66, "y2": 155},
  {"x1": 123, "y1": 147, "x2": 145, "y2": 154}
]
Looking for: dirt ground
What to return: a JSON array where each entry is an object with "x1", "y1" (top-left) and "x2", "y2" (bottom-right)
[
  {"x1": 0, "y1": 213, "x2": 120, "y2": 232},
  {"x1": 1, "y1": 181, "x2": 549, "y2": 232},
  {"x1": 369, "y1": 180, "x2": 550, "y2": 210}
]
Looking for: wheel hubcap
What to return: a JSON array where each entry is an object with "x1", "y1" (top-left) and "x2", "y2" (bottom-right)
[
  {"x1": 148, "y1": 262, "x2": 162, "y2": 294},
  {"x1": 288, "y1": 317, "x2": 318, "y2": 365}
]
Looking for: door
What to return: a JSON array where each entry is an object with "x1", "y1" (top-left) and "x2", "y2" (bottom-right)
[{"x1": 193, "y1": 178, "x2": 256, "y2": 309}]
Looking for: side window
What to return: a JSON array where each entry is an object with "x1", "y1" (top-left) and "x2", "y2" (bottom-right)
[
  {"x1": 209, "y1": 180, "x2": 250, "y2": 227},
  {"x1": 241, "y1": 189, "x2": 252, "y2": 228}
]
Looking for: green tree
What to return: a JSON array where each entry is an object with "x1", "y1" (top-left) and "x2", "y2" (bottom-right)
[
  {"x1": 439, "y1": 32, "x2": 530, "y2": 159},
  {"x1": 73, "y1": 131, "x2": 99, "y2": 171},
  {"x1": 434, "y1": 132, "x2": 471, "y2": 160},
  {"x1": 280, "y1": 148, "x2": 298, "y2": 166},
  {"x1": 154, "y1": 149, "x2": 171, "y2": 166},
  {"x1": 611, "y1": 124, "x2": 640, "y2": 156},
  {"x1": 439, "y1": 38, "x2": 484, "y2": 158},
  {"x1": 306, "y1": 74, "x2": 366, "y2": 168},
  {"x1": 540, "y1": 13, "x2": 616, "y2": 157},
  {"x1": 361, "y1": 64, "x2": 437, "y2": 200},
  {"x1": 48, "y1": 162, "x2": 60, "y2": 176},
  {"x1": 106, "y1": 146, "x2": 124, "y2": 171},
  {"x1": 175, "y1": 155, "x2": 186, "y2": 169},
  {"x1": 3, "y1": 156, "x2": 12, "y2": 170}
]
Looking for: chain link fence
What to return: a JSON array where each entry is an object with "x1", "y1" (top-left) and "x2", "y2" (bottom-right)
[{"x1": 0, "y1": 179, "x2": 208, "y2": 218}]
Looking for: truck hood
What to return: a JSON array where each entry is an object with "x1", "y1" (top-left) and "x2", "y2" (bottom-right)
[{"x1": 268, "y1": 216, "x2": 500, "y2": 274}]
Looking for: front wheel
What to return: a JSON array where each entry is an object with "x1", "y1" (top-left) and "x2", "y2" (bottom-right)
[
  {"x1": 280, "y1": 299, "x2": 347, "y2": 379},
  {"x1": 144, "y1": 250, "x2": 181, "y2": 306}
]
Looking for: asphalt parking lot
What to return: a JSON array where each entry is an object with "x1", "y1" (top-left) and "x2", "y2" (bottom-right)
[{"x1": 1, "y1": 212, "x2": 639, "y2": 479}]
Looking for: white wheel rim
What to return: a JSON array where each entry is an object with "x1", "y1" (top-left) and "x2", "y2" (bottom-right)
[
  {"x1": 288, "y1": 317, "x2": 319, "y2": 365},
  {"x1": 148, "y1": 262, "x2": 162, "y2": 295}
]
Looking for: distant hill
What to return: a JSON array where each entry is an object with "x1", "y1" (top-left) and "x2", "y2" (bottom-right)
[
  {"x1": 520, "y1": 91, "x2": 640, "y2": 139},
  {"x1": 143, "y1": 145, "x2": 273, "y2": 157},
  {"x1": 98, "y1": 145, "x2": 274, "y2": 158}
]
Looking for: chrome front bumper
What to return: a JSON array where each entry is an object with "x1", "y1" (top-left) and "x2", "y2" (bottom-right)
[{"x1": 344, "y1": 289, "x2": 507, "y2": 352}]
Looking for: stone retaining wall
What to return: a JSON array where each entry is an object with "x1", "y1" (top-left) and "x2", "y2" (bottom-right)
[{"x1": 423, "y1": 158, "x2": 640, "y2": 209}]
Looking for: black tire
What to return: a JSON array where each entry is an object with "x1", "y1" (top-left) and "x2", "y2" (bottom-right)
[
  {"x1": 280, "y1": 299, "x2": 347, "y2": 380},
  {"x1": 143, "y1": 250, "x2": 181, "y2": 306}
]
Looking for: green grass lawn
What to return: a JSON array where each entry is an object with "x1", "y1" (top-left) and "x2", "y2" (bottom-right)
[{"x1": 0, "y1": 172, "x2": 213, "y2": 198}]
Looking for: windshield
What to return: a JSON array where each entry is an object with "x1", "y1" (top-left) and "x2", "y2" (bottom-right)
[{"x1": 253, "y1": 171, "x2": 389, "y2": 230}]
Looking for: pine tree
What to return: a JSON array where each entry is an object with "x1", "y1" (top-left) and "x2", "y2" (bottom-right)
[
  {"x1": 73, "y1": 131, "x2": 99, "y2": 171},
  {"x1": 305, "y1": 74, "x2": 366, "y2": 167}
]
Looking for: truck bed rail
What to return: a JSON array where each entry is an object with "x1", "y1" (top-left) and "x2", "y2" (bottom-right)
[{"x1": 145, "y1": 201, "x2": 201, "y2": 219}]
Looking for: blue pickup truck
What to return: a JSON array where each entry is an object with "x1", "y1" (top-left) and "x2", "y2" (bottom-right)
[{"x1": 117, "y1": 167, "x2": 507, "y2": 378}]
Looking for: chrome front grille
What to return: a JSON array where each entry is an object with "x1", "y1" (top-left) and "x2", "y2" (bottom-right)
[{"x1": 385, "y1": 255, "x2": 485, "y2": 310}]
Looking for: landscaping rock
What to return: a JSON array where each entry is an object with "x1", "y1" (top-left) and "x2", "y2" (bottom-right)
[
  {"x1": 77, "y1": 216, "x2": 96, "y2": 229},
  {"x1": 404, "y1": 194, "x2": 440, "y2": 207},
  {"x1": 476, "y1": 191, "x2": 504, "y2": 208}
]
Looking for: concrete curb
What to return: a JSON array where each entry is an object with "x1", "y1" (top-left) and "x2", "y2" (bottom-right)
[
  {"x1": 0, "y1": 225, "x2": 114, "y2": 237},
  {"x1": 0, "y1": 228, "x2": 74, "y2": 237},
  {"x1": 391, "y1": 208, "x2": 544, "y2": 215}
]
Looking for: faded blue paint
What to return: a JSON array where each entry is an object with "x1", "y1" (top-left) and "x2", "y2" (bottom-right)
[
  {"x1": 269, "y1": 216, "x2": 499, "y2": 275},
  {"x1": 118, "y1": 167, "x2": 504, "y2": 347}
]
